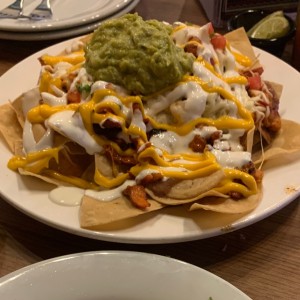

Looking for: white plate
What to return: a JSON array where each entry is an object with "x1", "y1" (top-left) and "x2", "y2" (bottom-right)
[
  {"x1": 0, "y1": 0, "x2": 139, "y2": 41},
  {"x1": 0, "y1": 40, "x2": 299, "y2": 244},
  {"x1": 0, "y1": 251, "x2": 251, "y2": 300},
  {"x1": 0, "y1": 0, "x2": 133, "y2": 32}
]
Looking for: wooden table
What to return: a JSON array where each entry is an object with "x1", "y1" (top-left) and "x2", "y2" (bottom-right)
[{"x1": 0, "y1": 1, "x2": 299, "y2": 299}]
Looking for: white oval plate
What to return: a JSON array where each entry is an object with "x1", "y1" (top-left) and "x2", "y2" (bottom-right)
[
  {"x1": 0, "y1": 0, "x2": 140, "y2": 41},
  {"x1": 0, "y1": 0, "x2": 133, "y2": 32},
  {"x1": 0, "y1": 251, "x2": 251, "y2": 300},
  {"x1": 0, "y1": 38, "x2": 299, "y2": 244}
]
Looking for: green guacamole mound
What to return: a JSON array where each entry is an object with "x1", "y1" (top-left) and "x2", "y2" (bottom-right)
[{"x1": 84, "y1": 14, "x2": 195, "y2": 95}]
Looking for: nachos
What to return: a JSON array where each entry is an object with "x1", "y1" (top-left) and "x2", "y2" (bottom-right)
[{"x1": 1, "y1": 14, "x2": 298, "y2": 228}]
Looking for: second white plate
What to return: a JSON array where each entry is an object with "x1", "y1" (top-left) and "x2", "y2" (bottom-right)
[
  {"x1": 0, "y1": 251, "x2": 251, "y2": 300},
  {"x1": 0, "y1": 0, "x2": 133, "y2": 32},
  {"x1": 0, "y1": 0, "x2": 139, "y2": 41}
]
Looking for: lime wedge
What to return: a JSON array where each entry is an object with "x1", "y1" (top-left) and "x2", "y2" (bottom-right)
[{"x1": 247, "y1": 11, "x2": 290, "y2": 39}]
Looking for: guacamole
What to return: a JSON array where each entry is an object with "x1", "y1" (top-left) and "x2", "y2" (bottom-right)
[{"x1": 84, "y1": 14, "x2": 195, "y2": 95}]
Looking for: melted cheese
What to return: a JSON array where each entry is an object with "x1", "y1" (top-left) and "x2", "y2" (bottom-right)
[
  {"x1": 27, "y1": 103, "x2": 79, "y2": 123},
  {"x1": 8, "y1": 148, "x2": 60, "y2": 173},
  {"x1": 213, "y1": 169, "x2": 257, "y2": 197},
  {"x1": 40, "y1": 51, "x2": 85, "y2": 66},
  {"x1": 230, "y1": 50, "x2": 252, "y2": 67}
]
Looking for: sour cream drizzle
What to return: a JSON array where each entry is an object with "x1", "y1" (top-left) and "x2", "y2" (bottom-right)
[
  {"x1": 49, "y1": 186, "x2": 84, "y2": 206},
  {"x1": 85, "y1": 180, "x2": 136, "y2": 201},
  {"x1": 47, "y1": 110, "x2": 103, "y2": 155}
]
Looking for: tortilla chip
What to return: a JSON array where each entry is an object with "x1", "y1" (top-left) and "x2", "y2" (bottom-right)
[
  {"x1": 225, "y1": 27, "x2": 261, "y2": 70},
  {"x1": 95, "y1": 153, "x2": 114, "y2": 178},
  {"x1": 10, "y1": 94, "x2": 26, "y2": 128},
  {"x1": 145, "y1": 169, "x2": 225, "y2": 204},
  {"x1": 245, "y1": 126, "x2": 255, "y2": 153},
  {"x1": 267, "y1": 81, "x2": 283, "y2": 98},
  {"x1": 14, "y1": 138, "x2": 95, "y2": 187},
  {"x1": 0, "y1": 103, "x2": 23, "y2": 152},
  {"x1": 190, "y1": 189, "x2": 262, "y2": 214},
  {"x1": 19, "y1": 169, "x2": 70, "y2": 187},
  {"x1": 146, "y1": 189, "x2": 227, "y2": 205},
  {"x1": 32, "y1": 123, "x2": 48, "y2": 143},
  {"x1": 80, "y1": 195, "x2": 164, "y2": 228},
  {"x1": 253, "y1": 119, "x2": 300, "y2": 164}
]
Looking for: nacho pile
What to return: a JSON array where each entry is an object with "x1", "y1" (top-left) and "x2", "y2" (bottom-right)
[{"x1": 1, "y1": 14, "x2": 299, "y2": 229}]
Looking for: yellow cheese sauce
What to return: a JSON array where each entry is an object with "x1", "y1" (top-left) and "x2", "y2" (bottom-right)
[{"x1": 40, "y1": 51, "x2": 85, "y2": 66}]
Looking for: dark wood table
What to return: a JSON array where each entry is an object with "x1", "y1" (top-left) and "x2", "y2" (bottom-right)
[{"x1": 0, "y1": 1, "x2": 299, "y2": 299}]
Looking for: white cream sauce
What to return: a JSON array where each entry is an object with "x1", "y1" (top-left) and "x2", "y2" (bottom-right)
[
  {"x1": 69, "y1": 68, "x2": 90, "y2": 95},
  {"x1": 150, "y1": 126, "x2": 219, "y2": 154},
  {"x1": 193, "y1": 62, "x2": 230, "y2": 91},
  {"x1": 64, "y1": 40, "x2": 84, "y2": 54},
  {"x1": 220, "y1": 129, "x2": 245, "y2": 151},
  {"x1": 21, "y1": 87, "x2": 41, "y2": 116},
  {"x1": 49, "y1": 186, "x2": 84, "y2": 206},
  {"x1": 173, "y1": 23, "x2": 218, "y2": 68},
  {"x1": 145, "y1": 81, "x2": 208, "y2": 123},
  {"x1": 169, "y1": 82, "x2": 208, "y2": 123},
  {"x1": 130, "y1": 107, "x2": 146, "y2": 135},
  {"x1": 49, "y1": 180, "x2": 139, "y2": 206},
  {"x1": 51, "y1": 62, "x2": 73, "y2": 78},
  {"x1": 47, "y1": 110, "x2": 102, "y2": 155},
  {"x1": 23, "y1": 120, "x2": 54, "y2": 153},
  {"x1": 211, "y1": 149, "x2": 251, "y2": 168},
  {"x1": 85, "y1": 180, "x2": 135, "y2": 201},
  {"x1": 203, "y1": 93, "x2": 238, "y2": 118},
  {"x1": 41, "y1": 89, "x2": 67, "y2": 107}
]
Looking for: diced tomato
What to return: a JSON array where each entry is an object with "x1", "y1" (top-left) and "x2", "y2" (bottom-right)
[
  {"x1": 211, "y1": 34, "x2": 227, "y2": 50},
  {"x1": 67, "y1": 90, "x2": 81, "y2": 103},
  {"x1": 247, "y1": 75, "x2": 262, "y2": 90}
]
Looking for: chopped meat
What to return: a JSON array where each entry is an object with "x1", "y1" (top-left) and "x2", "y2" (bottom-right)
[
  {"x1": 251, "y1": 168, "x2": 264, "y2": 184},
  {"x1": 184, "y1": 37, "x2": 202, "y2": 57},
  {"x1": 228, "y1": 191, "x2": 243, "y2": 200},
  {"x1": 189, "y1": 134, "x2": 206, "y2": 152},
  {"x1": 67, "y1": 90, "x2": 81, "y2": 103},
  {"x1": 123, "y1": 185, "x2": 150, "y2": 209},
  {"x1": 263, "y1": 110, "x2": 281, "y2": 133},
  {"x1": 104, "y1": 145, "x2": 136, "y2": 165},
  {"x1": 241, "y1": 161, "x2": 264, "y2": 183},
  {"x1": 184, "y1": 42, "x2": 198, "y2": 57},
  {"x1": 208, "y1": 131, "x2": 222, "y2": 144},
  {"x1": 140, "y1": 172, "x2": 163, "y2": 185},
  {"x1": 102, "y1": 118, "x2": 122, "y2": 128}
]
